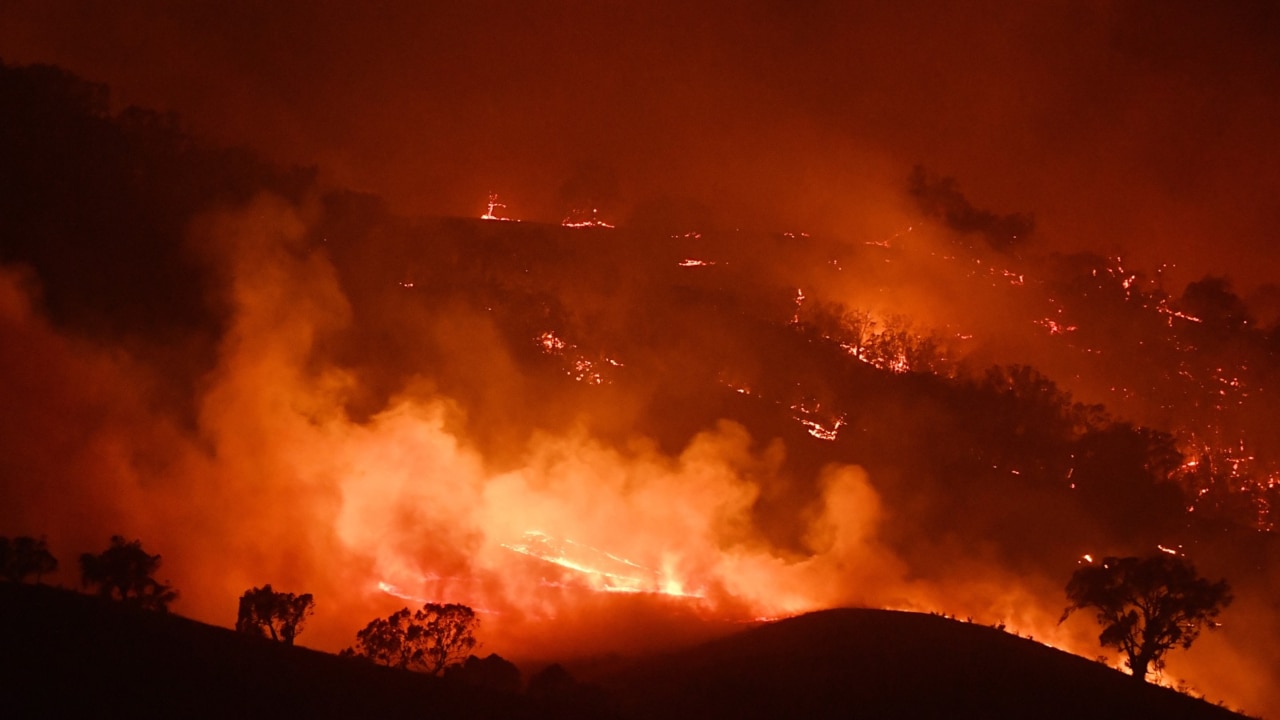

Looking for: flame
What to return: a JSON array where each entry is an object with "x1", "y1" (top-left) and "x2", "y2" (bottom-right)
[
  {"x1": 501, "y1": 530, "x2": 706, "y2": 598},
  {"x1": 1035, "y1": 318, "x2": 1077, "y2": 335},
  {"x1": 535, "y1": 330, "x2": 623, "y2": 385},
  {"x1": 480, "y1": 193, "x2": 519, "y2": 221},
  {"x1": 2, "y1": 195, "x2": 1273, "y2": 715},
  {"x1": 561, "y1": 208, "x2": 615, "y2": 228}
]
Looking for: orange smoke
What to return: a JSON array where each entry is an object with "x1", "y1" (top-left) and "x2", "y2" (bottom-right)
[{"x1": 0, "y1": 195, "x2": 1271, "y2": 715}]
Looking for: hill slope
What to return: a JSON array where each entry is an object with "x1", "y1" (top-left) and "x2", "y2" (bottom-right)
[
  {"x1": 594, "y1": 608, "x2": 1248, "y2": 720},
  {"x1": 0, "y1": 583, "x2": 539, "y2": 720},
  {"x1": 2, "y1": 584, "x2": 1247, "y2": 720}
]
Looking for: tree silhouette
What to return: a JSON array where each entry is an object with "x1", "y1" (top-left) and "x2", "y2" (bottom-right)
[
  {"x1": 79, "y1": 536, "x2": 177, "y2": 611},
  {"x1": 527, "y1": 663, "x2": 577, "y2": 700},
  {"x1": 0, "y1": 535, "x2": 58, "y2": 583},
  {"x1": 526, "y1": 662, "x2": 609, "y2": 716},
  {"x1": 444, "y1": 653, "x2": 522, "y2": 693},
  {"x1": 235, "y1": 584, "x2": 315, "y2": 645},
  {"x1": 343, "y1": 602, "x2": 478, "y2": 675},
  {"x1": 1061, "y1": 554, "x2": 1231, "y2": 681}
]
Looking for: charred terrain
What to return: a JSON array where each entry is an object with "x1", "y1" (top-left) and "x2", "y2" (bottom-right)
[{"x1": 0, "y1": 57, "x2": 1278, "y2": 716}]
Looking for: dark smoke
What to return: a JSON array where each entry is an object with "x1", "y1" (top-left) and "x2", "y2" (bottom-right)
[{"x1": 908, "y1": 165, "x2": 1035, "y2": 253}]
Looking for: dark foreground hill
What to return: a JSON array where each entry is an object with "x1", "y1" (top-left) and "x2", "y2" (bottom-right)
[
  {"x1": 593, "y1": 608, "x2": 1249, "y2": 720},
  {"x1": 0, "y1": 583, "x2": 568, "y2": 720},
  {"x1": 2, "y1": 584, "x2": 1248, "y2": 720}
]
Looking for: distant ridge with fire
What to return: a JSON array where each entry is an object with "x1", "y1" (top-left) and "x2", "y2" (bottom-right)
[{"x1": 0, "y1": 56, "x2": 1276, "y2": 716}]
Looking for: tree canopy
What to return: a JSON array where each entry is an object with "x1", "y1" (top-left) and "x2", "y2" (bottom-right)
[
  {"x1": 343, "y1": 602, "x2": 478, "y2": 675},
  {"x1": 1061, "y1": 554, "x2": 1231, "y2": 681},
  {"x1": 444, "y1": 653, "x2": 522, "y2": 693},
  {"x1": 0, "y1": 535, "x2": 58, "y2": 583},
  {"x1": 235, "y1": 584, "x2": 315, "y2": 645},
  {"x1": 79, "y1": 536, "x2": 177, "y2": 611}
]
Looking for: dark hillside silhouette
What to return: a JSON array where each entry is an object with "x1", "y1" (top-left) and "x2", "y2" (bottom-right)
[
  {"x1": 595, "y1": 608, "x2": 1249, "y2": 720},
  {"x1": 0, "y1": 583, "x2": 578, "y2": 720},
  {"x1": 2, "y1": 584, "x2": 1247, "y2": 720},
  {"x1": 0, "y1": 60, "x2": 316, "y2": 423}
]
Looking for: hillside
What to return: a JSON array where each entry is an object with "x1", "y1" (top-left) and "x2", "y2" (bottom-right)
[
  {"x1": 595, "y1": 608, "x2": 1249, "y2": 720},
  {"x1": 0, "y1": 59, "x2": 1276, "y2": 716},
  {"x1": 1, "y1": 583, "x2": 1248, "y2": 720},
  {"x1": 0, "y1": 583, "x2": 546, "y2": 720}
]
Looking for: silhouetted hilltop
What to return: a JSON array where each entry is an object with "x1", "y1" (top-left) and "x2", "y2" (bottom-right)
[
  {"x1": 594, "y1": 608, "x2": 1249, "y2": 720},
  {"x1": 0, "y1": 583, "x2": 554, "y2": 720},
  {"x1": 2, "y1": 584, "x2": 1248, "y2": 720},
  {"x1": 1, "y1": 59, "x2": 1275, "y2": 717}
]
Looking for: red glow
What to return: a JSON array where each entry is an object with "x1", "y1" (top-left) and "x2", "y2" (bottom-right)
[
  {"x1": 561, "y1": 208, "x2": 614, "y2": 229},
  {"x1": 480, "y1": 193, "x2": 519, "y2": 222}
]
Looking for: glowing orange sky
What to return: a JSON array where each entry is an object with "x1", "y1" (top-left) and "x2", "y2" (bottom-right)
[
  {"x1": 1, "y1": 1, "x2": 1279, "y2": 715},
  {"x1": 1, "y1": 0, "x2": 1277, "y2": 291}
]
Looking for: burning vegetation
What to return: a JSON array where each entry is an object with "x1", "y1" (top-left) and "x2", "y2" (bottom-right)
[{"x1": 0, "y1": 60, "x2": 1278, "y2": 716}]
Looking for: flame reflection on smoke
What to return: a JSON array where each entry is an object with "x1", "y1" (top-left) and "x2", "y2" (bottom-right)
[{"x1": 0, "y1": 197, "x2": 1272, "y2": 714}]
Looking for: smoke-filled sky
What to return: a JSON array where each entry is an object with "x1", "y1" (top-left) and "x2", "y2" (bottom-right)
[
  {"x1": 3, "y1": 2, "x2": 1280, "y2": 716},
  {"x1": 2, "y1": 0, "x2": 1278, "y2": 292}
]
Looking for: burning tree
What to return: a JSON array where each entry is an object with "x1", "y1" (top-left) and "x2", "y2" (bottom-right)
[
  {"x1": 79, "y1": 536, "x2": 177, "y2": 612},
  {"x1": 343, "y1": 602, "x2": 478, "y2": 675},
  {"x1": 0, "y1": 535, "x2": 58, "y2": 584},
  {"x1": 235, "y1": 584, "x2": 315, "y2": 645},
  {"x1": 1060, "y1": 554, "x2": 1231, "y2": 681}
]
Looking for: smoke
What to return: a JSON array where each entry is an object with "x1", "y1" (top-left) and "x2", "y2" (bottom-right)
[
  {"x1": 2, "y1": 177, "x2": 1276, "y2": 709},
  {"x1": 2, "y1": 1, "x2": 1279, "y2": 706},
  {"x1": 0, "y1": 196, "x2": 908, "y2": 655},
  {"x1": 5, "y1": 1, "x2": 1276, "y2": 290}
]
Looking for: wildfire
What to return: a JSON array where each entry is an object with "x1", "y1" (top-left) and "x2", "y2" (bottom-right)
[
  {"x1": 501, "y1": 530, "x2": 705, "y2": 598},
  {"x1": 538, "y1": 331, "x2": 567, "y2": 353},
  {"x1": 561, "y1": 208, "x2": 615, "y2": 228},
  {"x1": 788, "y1": 398, "x2": 847, "y2": 441},
  {"x1": 377, "y1": 580, "x2": 427, "y2": 602},
  {"x1": 795, "y1": 414, "x2": 845, "y2": 441},
  {"x1": 480, "y1": 193, "x2": 518, "y2": 221},
  {"x1": 535, "y1": 330, "x2": 623, "y2": 385},
  {"x1": 1155, "y1": 299, "x2": 1203, "y2": 325},
  {"x1": 1035, "y1": 318, "x2": 1077, "y2": 335}
]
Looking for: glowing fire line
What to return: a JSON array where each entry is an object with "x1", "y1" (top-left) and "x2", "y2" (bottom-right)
[{"x1": 501, "y1": 530, "x2": 705, "y2": 598}]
